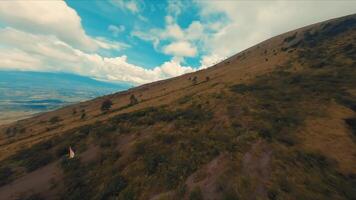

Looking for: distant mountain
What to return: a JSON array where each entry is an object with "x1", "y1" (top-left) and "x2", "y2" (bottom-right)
[{"x1": 0, "y1": 71, "x2": 131, "y2": 124}]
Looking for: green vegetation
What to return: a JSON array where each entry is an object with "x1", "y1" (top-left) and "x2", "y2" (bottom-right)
[
  {"x1": 345, "y1": 118, "x2": 356, "y2": 136},
  {"x1": 17, "y1": 193, "x2": 45, "y2": 200},
  {"x1": 189, "y1": 187, "x2": 203, "y2": 200},
  {"x1": 0, "y1": 167, "x2": 13, "y2": 186},
  {"x1": 101, "y1": 99, "x2": 113, "y2": 112},
  {"x1": 49, "y1": 116, "x2": 61, "y2": 124},
  {"x1": 130, "y1": 94, "x2": 139, "y2": 105}
]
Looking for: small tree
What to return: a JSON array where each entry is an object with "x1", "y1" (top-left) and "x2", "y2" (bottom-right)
[
  {"x1": 49, "y1": 116, "x2": 60, "y2": 124},
  {"x1": 81, "y1": 112, "x2": 86, "y2": 120},
  {"x1": 130, "y1": 94, "x2": 138, "y2": 105},
  {"x1": 192, "y1": 76, "x2": 198, "y2": 85},
  {"x1": 101, "y1": 99, "x2": 113, "y2": 112}
]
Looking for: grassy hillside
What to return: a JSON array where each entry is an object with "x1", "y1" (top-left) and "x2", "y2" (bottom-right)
[{"x1": 0, "y1": 14, "x2": 355, "y2": 200}]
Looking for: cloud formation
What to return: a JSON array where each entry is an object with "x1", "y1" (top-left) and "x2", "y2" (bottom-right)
[
  {"x1": 0, "y1": 1, "x2": 100, "y2": 51},
  {"x1": 0, "y1": 27, "x2": 193, "y2": 85},
  {"x1": 197, "y1": 1, "x2": 356, "y2": 60},
  {"x1": 108, "y1": 25, "x2": 125, "y2": 37},
  {"x1": 0, "y1": 0, "x2": 355, "y2": 86}
]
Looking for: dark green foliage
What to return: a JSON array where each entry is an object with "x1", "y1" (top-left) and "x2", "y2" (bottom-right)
[
  {"x1": 321, "y1": 18, "x2": 356, "y2": 37},
  {"x1": 275, "y1": 150, "x2": 356, "y2": 200},
  {"x1": 17, "y1": 193, "x2": 45, "y2": 200},
  {"x1": 100, "y1": 175, "x2": 128, "y2": 199},
  {"x1": 101, "y1": 99, "x2": 113, "y2": 112},
  {"x1": 11, "y1": 140, "x2": 54, "y2": 172},
  {"x1": 189, "y1": 187, "x2": 203, "y2": 200},
  {"x1": 230, "y1": 84, "x2": 270, "y2": 94},
  {"x1": 177, "y1": 95, "x2": 191, "y2": 105},
  {"x1": 60, "y1": 158, "x2": 92, "y2": 200},
  {"x1": 0, "y1": 167, "x2": 13, "y2": 186},
  {"x1": 129, "y1": 94, "x2": 138, "y2": 105},
  {"x1": 111, "y1": 105, "x2": 212, "y2": 127},
  {"x1": 283, "y1": 32, "x2": 297, "y2": 43},
  {"x1": 345, "y1": 118, "x2": 356, "y2": 136},
  {"x1": 192, "y1": 76, "x2": 198, "y2": 85},
  {"x1": 25, "y1": 153, "x2": 53, "y2": 172},
  {"x1": 49, "y1": 116, "x2": 61, "y2": 124},
  {"x1": 81, "y1": 112, "x2": 86, "y2": 119}
]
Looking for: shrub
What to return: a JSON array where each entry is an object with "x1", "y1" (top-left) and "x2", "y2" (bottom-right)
[
  {"x1": 81, "y1": 112, "x2": 86, "y2": 119},
  {"x1": 189, "y1": 187, "x2": 203, "y2": 200},
  {"x1": 19, "y1": 193, "x2": 45, "y2": 200},
  {"x1": 101, "y1": 99, "x2": 113, "y2": 112},
  {"x1": 283, "y1": 32, "x2": 297, "y2": 43},
  {"x1": 192, "y1": 76, "x2": 198, "y2": 85},
  {"x1": 0, "y1": 167, "x2": 13, "y2": 186},
  {"x1": 129, "y1": 94, "x2": 138, "y2": 105},
  {"x1": 25, "y1": 152, "x2": 53, "y2": 172},
  {"x1": 49, "y1": 116, "x2": 61, "y2": 124},
  {"x1": 101, "y1": 175, "x2": 128, "y2": 199},
  {"x1": 345, "y1": 118, "x2": 356, "y2": 136}
]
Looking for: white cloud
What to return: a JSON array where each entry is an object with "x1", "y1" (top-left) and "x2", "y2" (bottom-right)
[
  {"x1": 132, "y1": 17, "x2": 204, "y2": 58},
  {"x1": 200, "y1": 54, "x2": 222, "y2": 69},
  {"x1": 94, "y1": 37, "x2": 130, "y2": 50},
  {"x1": 0, "y1": 1, "x2": 100, "y2": 51},
  {"x1": 111, "y1": 0, "x2": 140, "y2": 13},
  {"x1": 0, "y1": 27, "x2": 193, "y2": 85},
  {"x1": 163, "y1": 41, "x2": 197, "y2": 57},
  {"x1": 126, "y1": 1, "x2": 139, "y2": 13},
  {"x1": 167, "y1": 0, "x2": 184, "y2": 18},
  {"x1": 2, "y1": 0, "x2": 355, "y2": 87},
  {"x1": 185, "y1": 21, "x2": 204, "y2": 41},
  {"x1": 108, "y1": 25, "x2": 125, "y2": 36},
  {"x1": 197, "y1": 0, "x2": 356, "y2": 60}
]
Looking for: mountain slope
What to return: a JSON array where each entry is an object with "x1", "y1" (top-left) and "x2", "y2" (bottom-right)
[{"x1": 0, "y1": 14, "x2": 355, "y2": 200}]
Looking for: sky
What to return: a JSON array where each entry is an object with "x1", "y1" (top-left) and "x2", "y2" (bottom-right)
[{"x1": 0, "y1": 0, "x2": 355, "y2": 85}]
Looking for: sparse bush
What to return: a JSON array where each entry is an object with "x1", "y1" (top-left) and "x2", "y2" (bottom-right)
[
  {"x1": 0, "y1": 167, "x2": 13, "y2": 186},
  {"x1": 101, "y1": 175, "x2": 128, "y2": 199},
  {"x1": 81, "y1": 112, "x2": 86, "y2": 119},
  {"x1": 283, "y1": 32, "x2": 297, "y2": 43},
  {"x1": 345, "y1": 118, "x2": 356, "y2": 136},
  {"x1": 129, "y1": 94, "x2": 138, "y2": 105},
  {"x1": 206, "y1": 76, "x2": 210, "y2": 81},
  {"x1": 101, "y1": 99, "x2": 113, "y2": 112},
  {"x1": 192, "y1": 76, "x2": 198, "y2": 85},
  {"x1": 18, "y1": 193, "x2": 45, "y2": 200},
  {"x1": 189, "y1": 187, "x2": 203, "y2": 200},
  {"x1": 25, "y1": 152, "x2": 53, "y2": 172},
  {"x1": 49, "y1": 116, "x2": 61, "y2": 124}
]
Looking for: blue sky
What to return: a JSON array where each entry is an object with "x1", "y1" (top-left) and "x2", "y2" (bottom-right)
[{"x1": 0, "y1": 1, "x2": 355, "y2": 85}]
